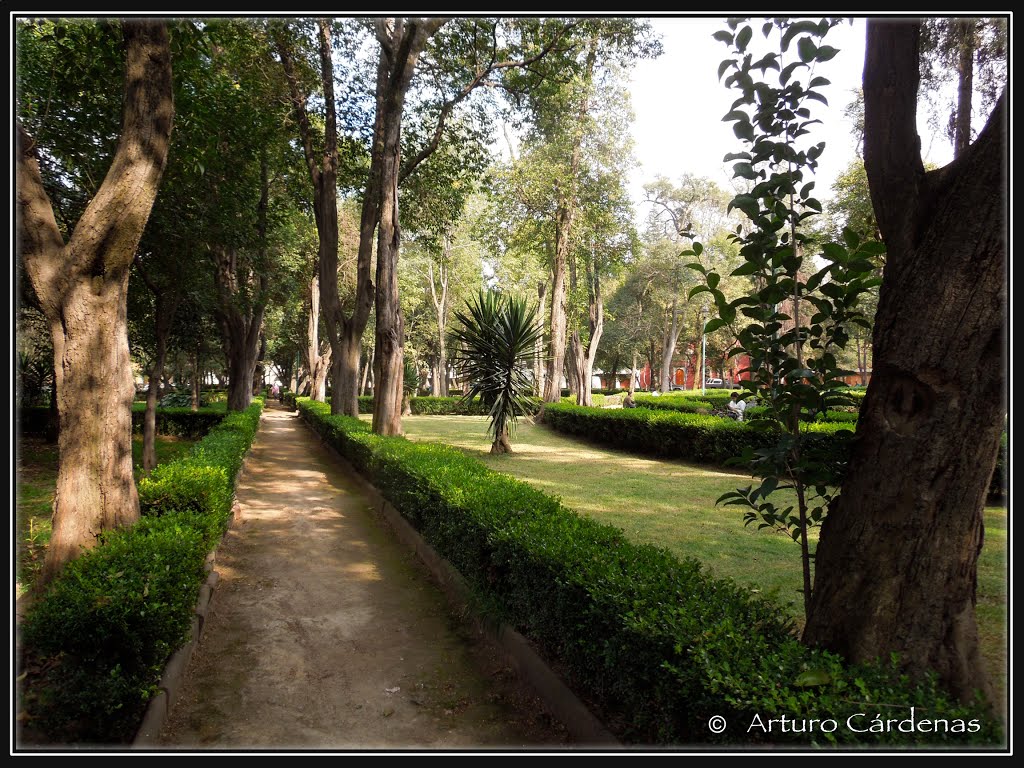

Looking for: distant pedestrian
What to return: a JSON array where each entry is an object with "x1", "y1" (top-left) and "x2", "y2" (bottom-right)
[{"x1": 727, "y1": 391, "x2": 746, "y2": 421}]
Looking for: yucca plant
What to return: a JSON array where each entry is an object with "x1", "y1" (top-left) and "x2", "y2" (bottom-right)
[{"x1": 451, "y1": 290, "x2": 543, "y2": 454}]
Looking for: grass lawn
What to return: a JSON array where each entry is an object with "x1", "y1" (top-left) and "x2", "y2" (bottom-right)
[
  {"x1": 393, "y1": 414, "x2": 1008, "y2": 705},
  {"x1": 15, "y1": 434, "x2": 198, "y2": 596}
]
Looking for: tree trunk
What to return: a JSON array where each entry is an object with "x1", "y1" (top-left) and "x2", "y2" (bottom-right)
[
  {"x1": 660, "y1": 300, "x2": 682, "y2": 393},
  {"x1": 954, "y1": 19, "x2": 976, "y2": 159},
  {"x1": 275, "y1": 20, "x2": 374, "y2": 419},
  {"x1": 360, "y1": 344, "x2": 374, "y2": 397},
  {"x1": 305, "y1": 275, "x2": 332, "y2": 402},
  {"x1": 371, "y1": 19, "x2": 445, "y2": 436},
  {"x1": 490, "y1": 429, "x2": 513, "y2": 455},
  {"x1": 191, "y1": 345, "x2": 202, "y2": 411},
  {"x1": 629, "y1": 351, "x2": 638, "y2": 395},
  {"x1": 804, "y1": 21, "x2": 1005, "y2": 708},
  {"x1": 17, "y1": 21, "x2": 173, "y2": 586},
  {"x1": 143, "y1": 291, "x2": 177, "y2": 472},
  {"x1": 428, "y1": 252, "x2": 450, "y2": 397},
  {"x1": 544, "y1": 245, "x2": 569, "y2": 402}
]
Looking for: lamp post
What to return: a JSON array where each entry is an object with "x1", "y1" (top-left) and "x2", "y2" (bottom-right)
[{"x1": 700, "y1": 301, "x2": 708, "y2": 396}]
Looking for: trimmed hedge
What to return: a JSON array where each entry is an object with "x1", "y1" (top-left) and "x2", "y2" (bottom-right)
[
  {"x1": 301, "y1": 395, "x2": 543, "y2": 416},
  {"x1": 295, "y1": 397, "x2": 997, "y2": 746},
  {"x1": 541, "y1": 403, "x2": 1005, "y2": 500},
  {"x1": 19, "y1": 399, "x2": 264, "y2": 744},
  {"x1": 633, "y1": 394, "x2": 714, "y2": 414},
  {"x1": 18, "y1": 405, "x2": 226, "y2": 439}
]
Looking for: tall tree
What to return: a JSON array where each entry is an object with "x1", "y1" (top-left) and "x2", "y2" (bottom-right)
[
  {"x1": 16, "y1": 20, "x2": 174, "y2": 584},
  {"x1": 803, "y1": 19, "x2": 1006, "y2": 707}
]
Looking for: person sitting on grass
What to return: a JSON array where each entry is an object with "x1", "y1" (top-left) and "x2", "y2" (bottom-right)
[
  {"x1": 623, "y1": 392, "x2": 637, "y2": 408},
  {"x1": 727, "y1": 391, "x2": 747, "y2": 421}
]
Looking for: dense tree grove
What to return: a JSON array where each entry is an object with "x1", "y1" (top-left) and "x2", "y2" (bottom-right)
[{"x1": 15, "y1": 13, "x2": 1006, "y2": 720}]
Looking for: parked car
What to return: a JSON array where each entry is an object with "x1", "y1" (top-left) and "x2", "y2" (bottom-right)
[{"x1": 704, "y1": 378, "x2": 726, "y2": 389}]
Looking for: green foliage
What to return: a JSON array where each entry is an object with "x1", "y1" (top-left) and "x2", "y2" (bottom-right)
[
  {"x1": 130, "y1": 403, "x2": 226, "y2": 439},
  {"x1": 20, "y1": 515, "x2": 207, "y2": 743},
  {"x1": 296, "y1": 396, "x2": 999, "y2": 746},
  {"x1": 692, "y1": 18, "x2": 884, "y2": 618},
  {"x1": 158, "y1": 390, "x2": 207, "y2": 408},
  {"x1": 633, "y1": 394, "x2": 714, "y2": 414},
  {"x1": 451, "y1": 290, "x2": 543, "y2": 450},
  {"x1": 19, "y1": 399, "x2": 264, "y2": 744}
]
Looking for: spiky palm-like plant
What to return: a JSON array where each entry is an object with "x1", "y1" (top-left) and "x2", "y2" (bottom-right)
[{"x1": 451, "y1": 290, "x2": 543, "y2": 454}]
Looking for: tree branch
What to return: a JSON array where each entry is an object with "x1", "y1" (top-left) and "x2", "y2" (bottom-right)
[
  {"x1": 272, "y1": 24, "x2": 322, "y2": 188},
  {"x1": 863, "y1": 19, "x2": 926, "y2": 253}
]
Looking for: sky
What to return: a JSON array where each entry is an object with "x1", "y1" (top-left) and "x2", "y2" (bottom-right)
[{"x1": 625, "y1": 16, "x2": 956, "y2": 226}]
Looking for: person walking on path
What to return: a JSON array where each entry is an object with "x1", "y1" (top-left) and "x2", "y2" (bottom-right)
[{"x1": 158, "y1": 401, "x2": 568, "y2": 750}]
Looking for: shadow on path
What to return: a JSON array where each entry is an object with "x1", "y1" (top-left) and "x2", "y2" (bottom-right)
[{"x1": 158, "y1": 403, "x2": 570, "y2": 751}]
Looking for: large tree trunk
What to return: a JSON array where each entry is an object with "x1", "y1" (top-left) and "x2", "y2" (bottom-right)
[
  {"x1": 276, "y1": 20, "x2": 375, "y2": 419},
  {"x1": 371, "y1": 18, "x2": 446, "y2": 436},
  {"x1": 804, "y1": 20, "x2": 1005, "y2": 708},
  {"x1": 17, "y1": 21, "x2": 173, "y2": 586}
]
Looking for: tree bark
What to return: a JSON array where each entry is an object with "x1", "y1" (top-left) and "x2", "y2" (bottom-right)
[
  {"x1": 954, "y1": 19, "x2": 976, "y2": 159},
  {"x1": 804, "y1": 20, "x2": 1005, "y2": 708},
  {"x1": 305, "y1": 275, "x2": 332, "y2": 401},
  {"x1": 142, "y1": 290, "x2": 179, "y2": 471},
  {"x1": 428, "y1": 248, "x2": 450, "y2": 397},
  {"x1": 660, "y1": 298, "x2": 683, "y2": 393},
  {"x1": 275, "y1": 20, "x2": 375, "y2": 418},
  {"x1": 570, "y1": 255, "x2": 604, "y2": 407},
  {"x1": 17, "y1": 20, "x2": 173, "y2": 585},
  {"x1": 371, "y1": 18, "x2": 447, "y2": 436},
  {"x1": 535, "y1": 279, "x2": 547, "y2": 397}
]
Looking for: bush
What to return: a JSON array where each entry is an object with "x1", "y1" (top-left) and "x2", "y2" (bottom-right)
[
  {"x1": 158, "y1": 389, "x2": 206, "y2": 409},
  {"x1": 282, "y1": 390, "x2": 297, "y2": 410},
  {"x1": 295, "y1": 397, "x2": 998, "y2": 747},
  {"x1": 130, "y1": 403, "x2": 226, "y2": 439},
  {"x1": 633, "y1": 394, "x2": 713, "y2": 414},
  {"x1": 19, "y1": 399, "x2": 264, "y2": 744}
]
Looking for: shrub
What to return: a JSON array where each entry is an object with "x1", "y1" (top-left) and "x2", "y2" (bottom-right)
[
  {"x1": 130, "y1": 403, "x2": 226, "y2": 439},
  {"x1": 19, "y1": 399, "x2": 264, "y2": 744},
  {"x1": 633, "y1": 394, "x2": 713, "y2": 414},
  {"x1": 295, "y1": 397, "x2": 999, "y2": 746},
  {"x1": 158, "y1": 389, "x2": 206, "y2": 409}
]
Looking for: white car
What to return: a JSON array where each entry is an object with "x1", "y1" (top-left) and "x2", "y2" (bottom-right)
[{"x1": 705, "y1": 378, "x2": 726, "y2": 389}]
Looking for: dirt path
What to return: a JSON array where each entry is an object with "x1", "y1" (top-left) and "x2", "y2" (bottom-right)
[{"x1": 158, "y1": 403, "x2": 570, "y2": 751}]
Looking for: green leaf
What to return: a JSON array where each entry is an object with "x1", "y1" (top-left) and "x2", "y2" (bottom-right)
[
  {"x1": 762, "y1": 21, "x2": 774, "y2": 38},
  {"x1": 688, "y1": 285, "x2": 711, "y2": 300},
  {"x1": 685, "y1": 262, "x2": 708, "y2": 275},
  {"x1": 718, "y1": 59, "x2": 735, "y2": 81},
  {"x1": 707, "y1": 272, "x2": 721, "y2": 290},
  {"x1": 693, "y1": 242, "x2": 704, "y2": 257},
  {"x1": 723, "y1": 151, "x2": 752, "y2": 162},
  {"x1": 781, "y1": 20, "x2": 819, "y2": 51},
  {"x1": 704, "y1": 317, "x2": 729, "y2": 334},
  {"x1": 805, "y1": 91, "x2": 829, "y2": 106},
  {"x1": 842, "y1": 227, "x2": 860, "y2": 249},
  {"x1": 723, "y1": 109, "x2": 748, "y2": 123},
  {"x1": 736, "y1": 25, "x2": 752, "y2": 52},
  {"x1": 730, "y1": 260, "x2": 762, "y2": 278},
  {"x1": 732, "y1": 120, "x2": 755, "y2": 142},
  {"x1": 797, "y1": 36, "x2": 817, "y2": 63},
  {"x1": 809, "y1": 76, "x2": 831, "y2": 87},
  {"x1": 815, "y1": 45, "x2": 839, "y2": 62},
  {"x1": 794, "y1": 669, "x2": 833, "y2": 687}
]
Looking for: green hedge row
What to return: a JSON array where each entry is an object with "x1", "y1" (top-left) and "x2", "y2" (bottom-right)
[
  {"x1": 286, "y1": 394, "x2": 542, "y2": 416},
  {"x1": 542, "y1": 402, "x2": 853, "y2": 468},
  {"x1": 18, "y1": 405, "x2": 227, "y2": 439},
  {"x1": 19, "y1": 399, "x2": 265, "y2": 744},
  {"x1": 295, "y1": 397, "x2": 997, "y2": 746}
]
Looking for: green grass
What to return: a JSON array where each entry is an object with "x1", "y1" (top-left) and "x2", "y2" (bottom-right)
[
  {"x1": 15, "y1": 434, "x2": 197, "y2": 597},
  {"x1": 392, "y1": 414, "x2": 1007, "y2": 705}
]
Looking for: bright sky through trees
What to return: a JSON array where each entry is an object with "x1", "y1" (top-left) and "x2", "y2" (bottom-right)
[{"x1": 626, "y1": 16, "x2": 959, "y2": 224}]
